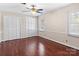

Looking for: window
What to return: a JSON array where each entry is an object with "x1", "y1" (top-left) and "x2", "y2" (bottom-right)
[{"x1": 68, "y1": 12, "x2": 79, "y2": 37}]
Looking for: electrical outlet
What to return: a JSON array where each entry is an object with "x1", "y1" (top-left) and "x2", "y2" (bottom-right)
[{"x1": 65, "y1": 40, "x2": 68, "y2": 43}]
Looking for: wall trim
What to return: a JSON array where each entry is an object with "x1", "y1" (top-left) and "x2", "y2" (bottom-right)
[
  {"x1": 0, "y1": 36, "x2": 37, "y2": 42},
  {"x1": 39, "y1": 35, "x2": 79, "y2": 50}
]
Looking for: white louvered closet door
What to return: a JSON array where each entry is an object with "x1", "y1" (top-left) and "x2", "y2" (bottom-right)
[
  {"x1": 0, "y1": 13, "x2": 2, "y2": 41},
  {"x1": 3, "y1": 15, "x2": 21, "y2": 41},
  {"x1": 26, "y1": 16, "x2": 37, "y2": 37}
]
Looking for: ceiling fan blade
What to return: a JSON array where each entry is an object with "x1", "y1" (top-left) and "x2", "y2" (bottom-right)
[
  {"x1": 36, "y1": 9, "x2": 43, "y2": 13},
  {"x1": 22, "y1": 10, "x2": 30, "y2": 12},
  {"x1": 21, "y1": 3, "x2": 30, "y2": 10},
  {"x1": 37, "y1": 9, "x2": 43, "y2": 11},
  {"x1": 38, "y1": 11, "x2": 42, "y2": 13},
  {"x1": 21, "y1": 3, "x2": 26, "y2": 5},
  {"x1": 37, "y1": 11, "x2": 43, "y2": 13},
  {"x1": 26, "y1": 7, "x2": 30, "y2": 9}
]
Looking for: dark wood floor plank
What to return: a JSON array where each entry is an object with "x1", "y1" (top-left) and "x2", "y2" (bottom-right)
[{"x1": 0, "y1": 36, "x2": 79, "y2": 56}]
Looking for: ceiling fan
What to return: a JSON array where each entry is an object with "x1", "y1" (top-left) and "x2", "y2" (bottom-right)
[{"x1": 21, "y1": 3, "x2": 43, "y2": 14}]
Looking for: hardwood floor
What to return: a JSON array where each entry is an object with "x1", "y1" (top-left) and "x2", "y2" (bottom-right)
[{"x1": 0, "y1": 36, "x2": 79, "y2": 56}]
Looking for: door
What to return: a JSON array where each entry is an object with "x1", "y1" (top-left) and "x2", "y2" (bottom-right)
[
  {"x1": 26, "y1": 16, "x2": 37, "y2": 37},
  {"x1": 3, "y1": 15, "x2": 21, "y2": 41}
]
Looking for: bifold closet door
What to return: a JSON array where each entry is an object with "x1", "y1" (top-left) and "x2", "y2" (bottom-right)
[
  {"x1": 26, "y1": 16, "x2": 37, "y2": 37},
  {"x1": 0, "y1": 14, "x2": 2, "y2": 41},
  {"x1": 20, "y1": 16, "x2": 28, "y2": 38},
  {"x1": 3, "y1": 15, "x2": 21, "y2": 41}
]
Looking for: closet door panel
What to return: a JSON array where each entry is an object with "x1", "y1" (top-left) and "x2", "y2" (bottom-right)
[
  {"x1": 3, "y1": 16, "x2": 10, "y2": 40},
  {"x1": 3, "y1": 15, "x2": 21, "y2": 41},
  {"x1": 8, "y1": 16, "x2": 17, "y2": 40},
  {"x1": 0, "y1": 13, "x2": 2, "y2": 41},
  {"x1": 16, "y1": 16, "x2": 21, "y2": 39},
  {"x1": 20, "y1": 17, "x2": 28, "y2": 38},
  {"x1": 26, "y1": 16, "x2": 37, "y2": 37}
]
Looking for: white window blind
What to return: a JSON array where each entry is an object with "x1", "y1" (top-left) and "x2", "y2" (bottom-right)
[{"x1": 69, "y1": 12, "x2": 79, "y2": 37}]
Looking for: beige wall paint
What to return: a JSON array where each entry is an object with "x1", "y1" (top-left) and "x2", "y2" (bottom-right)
[{"x1": 38, "y1": 3, "x2": 79, "y2": 50}]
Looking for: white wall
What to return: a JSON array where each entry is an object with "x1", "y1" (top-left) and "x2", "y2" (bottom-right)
[{"x1": 38, "y1": 3, "x2": 79, "y2": 50}]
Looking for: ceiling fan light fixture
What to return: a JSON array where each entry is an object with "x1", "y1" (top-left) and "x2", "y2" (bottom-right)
[
  {"x1": 31, "y1": 10, "x2": 36, "y2": 15},
  {"x1": 31, "y1": 7, "x2": 37, "y2": 14},
  {"x1": 21, "y1": 3, "x2": 43, "y2": 15}
]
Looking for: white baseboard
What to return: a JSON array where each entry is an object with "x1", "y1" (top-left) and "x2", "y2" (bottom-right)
[
  {"x1": 40, "y1": 35, "x2": 79, "y2": 50},
  {"x1": 0, "y1": 36, "x2": 37, "y2": 42}
]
